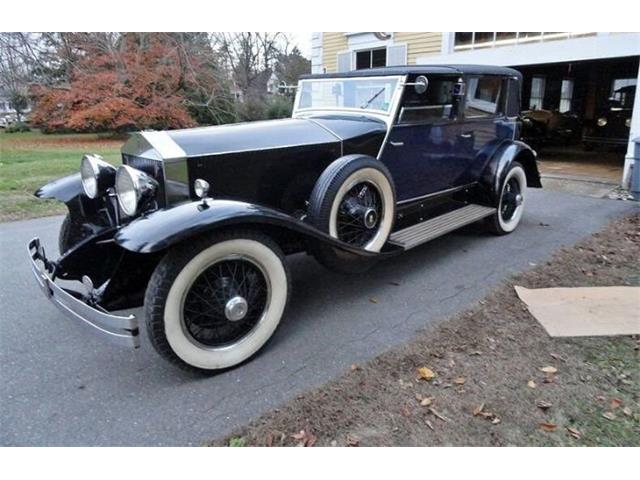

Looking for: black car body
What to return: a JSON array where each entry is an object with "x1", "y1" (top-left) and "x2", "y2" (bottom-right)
[
  {"x1": 583, "y1": 85, "x2": 635, "y2": 150},
  {"x1": 29, "y1": 65, "x2": 541, "y2": 372}
]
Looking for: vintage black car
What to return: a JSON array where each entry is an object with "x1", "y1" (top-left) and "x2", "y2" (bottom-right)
[
  {"x1": 520, "y1": 108, "x2": 582, "y2": 151},
  {"x1": 28, "y1": 65, "x2": 541, "y2": 372},
  {"x1": 583, "y1": 84, "x2": 635, "y2": 150}
]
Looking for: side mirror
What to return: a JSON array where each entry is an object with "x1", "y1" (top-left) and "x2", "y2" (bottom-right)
[
  {"x1": 414, "y1": 75, "x2": 428, "y2": 94},
  {"x1": 404, "y1": 75, "x2": 429, "y2": 94}
]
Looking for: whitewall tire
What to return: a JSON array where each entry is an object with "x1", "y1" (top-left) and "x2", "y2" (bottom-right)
[
  {"x1": 144, "y1": 231, "x2": 290, "y2": 372},
  {"x1": 487, "y1": 162, "x2": 527, "y2": 235}
]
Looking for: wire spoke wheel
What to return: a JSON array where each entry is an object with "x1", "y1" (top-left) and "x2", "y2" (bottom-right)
[
  {"x1": 336, "y1": 181, "x2": 383, "y2": 247},
  {"x1": 500, "y1": 177, "x2": 521, "y2": 221},
  {"x1": 182, "y1": 257, "x2": 269, "y2": 348}
]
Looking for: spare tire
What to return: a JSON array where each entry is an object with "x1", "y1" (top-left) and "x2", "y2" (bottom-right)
[{"x1": 307, "y1": 154, "x2": 396, "y2": 272}]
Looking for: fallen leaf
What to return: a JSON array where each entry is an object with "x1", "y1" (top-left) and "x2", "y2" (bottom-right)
[
  {"x1": 346, "y1": 435, "x2": 359, "y2": 447},
  {"x1": 492, "y1": 417, "x2": 501, "y2": 425},
  {"x1": 539, "y1": 421, "x2": 557, "y2": 432},
  {"x1": 469, "y1": 350, "x2": 482, "y2": 356},
  {"x1": 350, "y1": 364, "x2": 361, "y2": 372},
  {"x1": 420, "y1": 397, "x2": 433, "y2": 407},
  {"x1": 453, "y1": 377, "x2": 466, "y2": 385},
  {"x1": 291, "y1": 429, "x2": 317, "y2": 447},
  {"x1": 448, "y1": 358, "x2": 456, "y2": 368},
  {"x1": 596, "y1": 395, "x2": 606, "y2": 402},
  {"x1": 610, "y1": 398, "x2": 623, "y2": 409},
  {"x1": 473, "y1": 403, "x2": 485, "y2": 416},
  {"x1": 527, "y1": 380, "x2": 537, "y2": 389},
  {"x1": 550, "y1": 353, "x2": 567, "y2": 362},
  {"x1": 540, "y1": 366, "x2": 558, "y2": 374},
  {"x1": 417, "y1": 367, "x2": 436, "y2": 381},
  {"x1": 368, "y1": 297, "x2": 378, "y2": 304},
  {"x1": 623, "y1": 407, "x2": 632, "y2": 417},
  {"x1": 425, "y1": 419, "x2": 435, "y2": 431},
  {"x1": 566, "y1": 426, "x2": 581, "y2": 439},
  {"x1": 536, "y1": 400, "x2": 553, "y2": 410},
  {"x1": 602, "y1": 411, "x2": 616, "y2": 421},
  {"x1": 429, "y1": 407, "x2": 449, "y2": 422}
]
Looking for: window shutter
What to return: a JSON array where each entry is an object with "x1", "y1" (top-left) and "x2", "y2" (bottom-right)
[
  {"x1": 337, "y1": 52, "x2": 352, "y2": 72},
  {"x1": 386, "y1": 44, "x2": 407, "y2": 66}
]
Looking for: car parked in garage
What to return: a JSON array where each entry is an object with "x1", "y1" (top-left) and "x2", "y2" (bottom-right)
[
  {"x1": 583, "y1": 84, "x2": 635, "y2": 150},
  {"x1": 28, "y1": 65, "x2": 541, "y2": 373}
]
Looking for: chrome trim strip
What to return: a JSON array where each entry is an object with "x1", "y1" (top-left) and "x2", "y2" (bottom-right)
[
  {"x1": 306, "y1": 118, "x2": 344, "y2": 156},
  {"x1": 397, "y1": 183, "x2": 476, "y2": 206},
  {"x1": 27, "y1": 238, "x2": 140, "y2": 349},
  {"x1": 377, "y1": 74, "x2": 407, "y2": 159}
]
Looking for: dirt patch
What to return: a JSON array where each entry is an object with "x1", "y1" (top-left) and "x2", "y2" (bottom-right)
[{"x1": 214, "y1": 213, "x2": 639, "y2": 447}]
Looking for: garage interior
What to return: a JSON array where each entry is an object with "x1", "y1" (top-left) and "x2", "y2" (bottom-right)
[{"x1": 514, "y1": 56, "x2": 638, "y2": 193}]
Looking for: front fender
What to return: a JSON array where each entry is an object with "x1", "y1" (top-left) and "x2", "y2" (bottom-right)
[
  {"x1": 480, "y1": 140, "x2": 541, "y2": 203},
  {"x1": 35, "y1": 173, "x2": 84, "y2": 203},
  {"x1": 114, "y1": 199, "x2": 388, "y2": 257},
  {"x1": 35, "y1": 173, "x2": 103, "y2": 217}
]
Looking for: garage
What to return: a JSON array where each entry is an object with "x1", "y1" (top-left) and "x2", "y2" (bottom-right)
[{"x1": 517, "y1": 55, "x2": 638, "y2": 190}]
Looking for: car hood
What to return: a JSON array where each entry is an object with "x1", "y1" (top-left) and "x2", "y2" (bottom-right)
[{"x1": 122, "y1": 116, "x2": 388, "y2": 161}]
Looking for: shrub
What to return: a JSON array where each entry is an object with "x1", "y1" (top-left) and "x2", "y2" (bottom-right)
[
  {"x1": 4, "y1": 122, "x2": 30, "y2": 133},
  {"x1": 266, "y1": 95, "x2": 293, "y2": 119}
]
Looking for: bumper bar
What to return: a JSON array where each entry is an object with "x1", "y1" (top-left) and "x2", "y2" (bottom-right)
[{"x1": 28, "y1": 237, "x2": 140, "y2": 348}]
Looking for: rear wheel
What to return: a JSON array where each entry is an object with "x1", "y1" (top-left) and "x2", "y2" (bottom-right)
[
  {"x1": 307, "y1": 155, "x2": 395, "y2": 273},
  {"x1": 144, "y1": 230, "x2": 290, "y2": 373},
  {"x1": 486, "y1": 162, "x2": 527, "y2": 235}
]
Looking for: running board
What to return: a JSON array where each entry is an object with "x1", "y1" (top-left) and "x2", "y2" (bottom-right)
[{"x1": 388, "y1": 204, "x2": 496, "y2": 250}]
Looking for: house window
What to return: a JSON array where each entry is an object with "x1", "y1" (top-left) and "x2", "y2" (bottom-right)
[
  {"x1": 453, "y1": 32, "x2": 594, "y2": 50},
  {"x1": 529, "y1": 76, "x2": 546, "y2": 110},
  {"x1": 355, "y1": 48, "x2": 386, "y2": 70},
  {"x1": 559, "y1": 79, "x2": 574, "y2": 113}
]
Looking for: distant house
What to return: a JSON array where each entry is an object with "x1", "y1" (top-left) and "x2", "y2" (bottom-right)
[{"x1": 0, "y1": 89, "x2": 32, "y2": 121}]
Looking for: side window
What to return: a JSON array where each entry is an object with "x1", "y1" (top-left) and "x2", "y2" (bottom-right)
[
  {"x1": 398, "y1": 76, "x2": 456, "y2": 124},
  {"x1": 464, "y1": 76, "x2": 504, "y2": 119}
]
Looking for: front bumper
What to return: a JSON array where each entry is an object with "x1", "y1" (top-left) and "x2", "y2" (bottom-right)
[{"x1": 27, "y1": 237, "x2": 140, "y2": 348}]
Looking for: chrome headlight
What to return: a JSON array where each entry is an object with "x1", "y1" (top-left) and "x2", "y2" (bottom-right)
[
  {"x1": 81, "y1": 154, "x2": 116, "y2": 199},
  {"x1": 115, "y1": 165, "x2": 157, "y2": 217},
  {"x1": 597, "y1": 117, "x2": 608, "y2": 127}
]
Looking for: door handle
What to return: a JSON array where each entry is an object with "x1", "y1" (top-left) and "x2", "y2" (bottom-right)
[
  {"x1": 459, "y1": 133, "x2": 473, "y2": 139},
  {"x1": 389, "y1": 141, "x2": 404, "y2": 147}
]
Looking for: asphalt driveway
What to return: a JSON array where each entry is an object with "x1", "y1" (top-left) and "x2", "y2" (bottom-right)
[{"x1": 0, "y1": 189, "x2": 635, "y2": 446}]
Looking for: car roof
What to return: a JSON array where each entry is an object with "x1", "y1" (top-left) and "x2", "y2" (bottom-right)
[{"x1": 299, "y1": 64, "x2": 522, "y2": 80}]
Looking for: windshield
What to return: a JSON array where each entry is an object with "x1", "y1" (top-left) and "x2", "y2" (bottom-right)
[{"x1": 296, "y1": 77, "x2": 400, "y2": 115}]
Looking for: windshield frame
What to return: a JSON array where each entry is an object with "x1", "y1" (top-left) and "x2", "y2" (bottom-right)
[{"x1": 292, "y1": 75, "x2": 405, "y2": 121}]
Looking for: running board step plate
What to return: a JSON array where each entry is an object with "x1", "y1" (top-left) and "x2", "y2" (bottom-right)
[{"x1": 389, "y1": 204, "x2": 496, "y2": 250}]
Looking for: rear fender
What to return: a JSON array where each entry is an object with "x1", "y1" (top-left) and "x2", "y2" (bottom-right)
[
  {"x1": 480, "y1": 140, "x2": 541, "y2": 204},
  {"x1": 114, "y1": 199, "x2": 392, "y2": 258}
]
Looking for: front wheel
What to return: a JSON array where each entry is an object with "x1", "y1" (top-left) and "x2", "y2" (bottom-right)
[
  {"x1": 144, "y1": 230, "x2": 290, "y2": 373},
  {"x1": 486, "y1": 161, "x2": 527, "y2": 235}
]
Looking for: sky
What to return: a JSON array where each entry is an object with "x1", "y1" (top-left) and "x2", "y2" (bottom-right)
[{"x1": 288, "y1": 32, "x2": 312, "y2": 59}]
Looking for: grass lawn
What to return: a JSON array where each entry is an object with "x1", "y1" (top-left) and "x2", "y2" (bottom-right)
[{"x1": 0, "y1": 130, "x2": 124, "y2": 222}]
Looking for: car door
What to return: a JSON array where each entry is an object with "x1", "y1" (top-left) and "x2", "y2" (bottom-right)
[
  {"x1": 380, "y1": 75, "x2": 465, "y2": 202},
  {"x1": 455, "y1": 75, "x2": 517, "y2": 184}
]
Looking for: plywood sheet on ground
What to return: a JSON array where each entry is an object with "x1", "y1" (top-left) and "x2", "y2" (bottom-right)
[{"x1": 515, "y1": 286, "x2": 640, "y2": 337}]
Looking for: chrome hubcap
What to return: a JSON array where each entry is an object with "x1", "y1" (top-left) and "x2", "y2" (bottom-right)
[
  {"x1": 224, "y1": 296, "x2": 249, "y2": 322},
  {"x1": 515, "y1": 193, "x2": 523, "y2": 206},
  {"x1": 363, "y1": 208, "x2": 378, "y2": 229}
]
